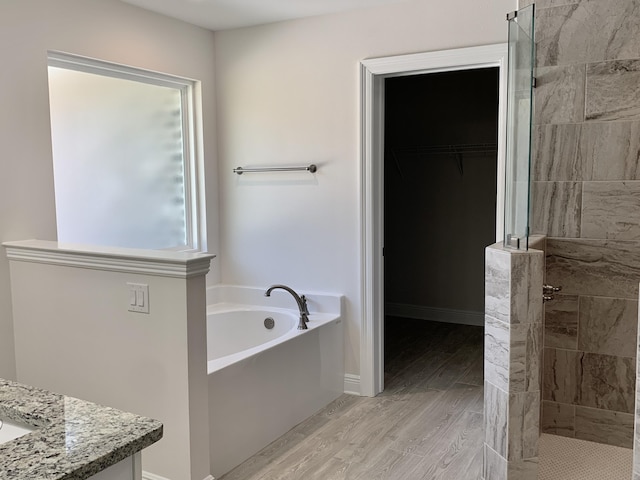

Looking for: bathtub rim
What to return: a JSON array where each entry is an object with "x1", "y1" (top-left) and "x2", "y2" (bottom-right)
[{"x1": 206, "y1": 303, "x2": 341, "y2": 374}]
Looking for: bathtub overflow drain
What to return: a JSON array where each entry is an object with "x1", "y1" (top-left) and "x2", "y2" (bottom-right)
[{"x1": 264, "y1": 317, "x2": 275, "y2": 330}]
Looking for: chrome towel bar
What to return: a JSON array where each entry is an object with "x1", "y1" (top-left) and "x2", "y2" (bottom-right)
[{"x1": 233, "y1": 164, "x2": 317, "y2": 175}]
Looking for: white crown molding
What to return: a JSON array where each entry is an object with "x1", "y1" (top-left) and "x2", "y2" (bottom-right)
[{"x1": 3, "y1": 240, "x2": 215, "y2": 279}]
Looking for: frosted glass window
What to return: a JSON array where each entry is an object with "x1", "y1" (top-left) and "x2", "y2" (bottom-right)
[{"x1": 47, "y1": 55, "x2": 203, "y2": 251}]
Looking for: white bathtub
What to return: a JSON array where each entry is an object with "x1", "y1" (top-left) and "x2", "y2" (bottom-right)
[{"x1": 206, "y1": 288, "x2": 344, "y2": 478}]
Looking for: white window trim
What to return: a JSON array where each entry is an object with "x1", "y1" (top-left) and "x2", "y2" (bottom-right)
[{"x1": 47, "y1": 51, "x2": 207, "y2": 253}]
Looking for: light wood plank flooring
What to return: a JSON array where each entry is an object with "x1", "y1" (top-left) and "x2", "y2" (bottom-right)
[{"x1": 219, "y1": 318, "x2": 484, "y2": 480}]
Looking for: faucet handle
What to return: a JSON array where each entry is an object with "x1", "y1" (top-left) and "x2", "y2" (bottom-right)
[
  {"x1": 543, "y1": 284, "x2": 562, "y2": 295},
  {"x1": 301, "y1": 295, "x2": 310, "y2": 315}
]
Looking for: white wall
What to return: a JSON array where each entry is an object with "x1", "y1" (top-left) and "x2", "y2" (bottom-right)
[
  {"x1": 7, "y1": 243, "x2": 212, "y2": 480},
  {"x1": 213, "y1": 0, "x2": 515, "y2": 380},
  {"x1": 0, "y1": 0, "x2": 516, "y2": 394},
  {"x1": 0, "y1": 0, "x2": 219, "y2": 380}
]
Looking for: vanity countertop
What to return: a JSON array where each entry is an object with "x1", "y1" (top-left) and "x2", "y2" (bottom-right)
[{"x1": 0, "y1": 378, "x2": 163, "y2": 480}]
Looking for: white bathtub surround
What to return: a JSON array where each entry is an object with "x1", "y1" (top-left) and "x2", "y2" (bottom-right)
[
  {"x1": 4, "y1": 240, "x2": 215, "y2": 480},
  {"x1": 207, "y1": 309, "x2": 298, "y2": 364},
  {"x1": 206, "y1": 285, "x2": 344, "y2": 478},
  {"x1": 483, "y1": 243, "x2": 544, "y2": 480},
  {"x1": 207, "y1": 284, "x2": 342, "y2": 314}
]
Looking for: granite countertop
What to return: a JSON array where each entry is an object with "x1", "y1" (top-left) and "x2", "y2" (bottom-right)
[{"x1": 0, "y1": 378, "x2": 163, "y2": 480}]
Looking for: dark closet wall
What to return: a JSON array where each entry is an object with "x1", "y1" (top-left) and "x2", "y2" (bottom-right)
[{"x1": 384, "y1": 68, "x2": 499, "y2": 315}]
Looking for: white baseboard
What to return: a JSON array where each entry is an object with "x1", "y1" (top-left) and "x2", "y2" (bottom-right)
[
  {"x1": 385, "y1": 303, "x2": 484, "y2": 327},
  {"x1": 143, "y1": 473, "x2": 214, "y2": 480},
  {"x1": 143, "y1": 472, "x2": 170, "y2": 480},
  {"x1": 344, "y1": 373, "x2": 361, "y2": 395}
]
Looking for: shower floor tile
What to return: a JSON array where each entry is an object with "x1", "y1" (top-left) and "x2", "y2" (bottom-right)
[{"x1": 539, "y1": 433, "x2": 633, "y2": 480}]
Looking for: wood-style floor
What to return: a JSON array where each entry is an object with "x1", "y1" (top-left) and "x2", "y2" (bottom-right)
[{"x1": 219, "y1": 318, "x2": 485, "y2": 480}]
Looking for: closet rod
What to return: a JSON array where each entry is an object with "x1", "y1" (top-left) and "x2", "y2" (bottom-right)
[{"x1": 233, "y1": 164, "x2": 317, "y2": 175}]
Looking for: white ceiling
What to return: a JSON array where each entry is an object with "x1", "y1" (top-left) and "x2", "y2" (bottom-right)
[{"x1": 120, "y1": 0, "x2": 411, "y2": 31}]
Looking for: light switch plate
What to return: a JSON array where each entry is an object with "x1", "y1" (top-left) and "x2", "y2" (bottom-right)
[{"x1": 127, "y1": 283, "x2": 149, "y2": 313}]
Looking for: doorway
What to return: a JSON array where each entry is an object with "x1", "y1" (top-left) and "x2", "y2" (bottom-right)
[
  {"x1": 360, "y1": 44, "x2": 508, "y2": 397},
  {"x1": 383, "y1": 68, "x2": 499, "y2": 384}
]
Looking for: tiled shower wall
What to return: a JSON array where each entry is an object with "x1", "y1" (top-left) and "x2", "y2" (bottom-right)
[{"x1": 525, "y1": 0, "x2": 640, "y2": 448}]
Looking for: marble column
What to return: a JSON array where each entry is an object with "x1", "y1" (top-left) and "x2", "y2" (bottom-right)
[
  {"x1": 634, "y1": 292, "x2": 640, "y2": 480},
  {"x1": 483, "y1": 243, "x2": 544, "y2": 480}
]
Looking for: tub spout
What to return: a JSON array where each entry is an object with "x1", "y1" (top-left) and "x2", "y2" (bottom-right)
[{"x1": 264, "y1": 284, "x2": 309, "y2": 330}]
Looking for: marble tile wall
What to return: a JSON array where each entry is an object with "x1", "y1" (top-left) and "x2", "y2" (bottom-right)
[
  {"x1": 483, "y1": 244, "x2": 543, "y2": 480},
  {"x1": 528, "y1": 0, "x2": 640, "y2": 453},
  {"x1": 635, "y1": 329, "x2": 640, "y2": 480}
]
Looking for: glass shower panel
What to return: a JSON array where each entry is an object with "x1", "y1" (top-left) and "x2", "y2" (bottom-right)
[{"x1": 504, "y1": 5, "x2": 535, "y2": 250}]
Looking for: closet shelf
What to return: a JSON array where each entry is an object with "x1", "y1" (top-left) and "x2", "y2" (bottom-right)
[
  {"x1": 390, "y1": 143, "x2": 498, "y2": 157},
  {"x1": 389, "y1": 143, "x2": 498, "y2": 177}
]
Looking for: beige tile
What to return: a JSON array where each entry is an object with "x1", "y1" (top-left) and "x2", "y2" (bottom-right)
[
  {"x1": 485, "y1": 247, "x2": 543, "y2": 327},
  {"x1": 507, "y1": 391, "x2": 526, "y2": 461},
  {"x1": 575, "y1": 405, "x2": 634, "y2": 448},
  {"x1": 578, "y1": 352, "x2": 636, "y2": 414},
  {"x1": 546, "y1": 238, "x2": 640, "y2": 299},
  {"x1": 580, "y1": 121, "x2": 640, "y2": 181},
  {"x1": 528, "y1": 235, "x2": 547, "y2": 253},
  {"x1": 484, "y1": 381, "x2": 509, "y2": 458},
  {"x1": 532, "y1": 124, "x2": 583, "y2": 181},
  {"x1": 544, "y1": 294, "x2": 578, "y2": 350},
  {"x1": 531, "y1": 181, "x2": 581, "y2": 237},
  {"x1": 509, "y1": 322, "x2": 528, "y2": 394},
  {"x1": 535, "y1": 4, "x2": 590, "y2": 67},
  {"x1": 544, "y1": 347, "x2": 636, "y2": 413},
  {"x1": 522, "y1": 392, "x2": 541, "y2": 459},
  {"x1": 587, "y1": 60, "x2": 640, "y2": 121},
  {"x1": 485, "y1": 316, "x2": 509, "y2": 392},
  {"x1": 485, "y1": 246, "x2": 511, "y2": 324},
  {"x1": 535, "y1": 65, "x2": 586, "y2": 125},
  {"x1": 507, "y1": 457, "x2": 538, "y2": 480},
  {"x1": 535, "y1": 0, "x2": 640, "y2": 67},
  {"x1": 486, "y1": 386, "x2": 539, "y2": 463},
  {"x1": 578, "y1": 296, "x2": 638, "y2": 357},
  {"x1": 582, "y1": 181, "x2": 640, "y2": 240},
  {"x1": 541, "y1": 400, "x2": 575, "y2": 437},
  {"x1": 484, "y1": 445, "x2": 507, "y2": 480},
  {"x1": 539, "y1": 434, "x2": 633, "y2": 480},
  {"x1": 534, "y1": 0, "x2": 579, "y2": 8},
  {"x1": 543, "y1": 347, "x2": 579, "y2": 405},
  {"x1": 511, "y1": 249, "x2": 544, "y2": 326},
  {"x1": 524, "y1": 322, "x2": 543, "y2": 393}
]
